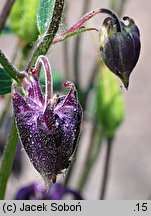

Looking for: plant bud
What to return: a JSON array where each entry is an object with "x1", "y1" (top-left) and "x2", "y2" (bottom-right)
[
  {"x1": 12, "y1": 56, "x2": 82, "y2": 188},
  {"x1": 99, "y1": 16, "x2": 141, "y2": 89}
]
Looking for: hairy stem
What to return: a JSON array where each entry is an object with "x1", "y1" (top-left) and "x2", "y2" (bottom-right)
[
  {"x1": 52, "y1": 27, "x2": 98, "y2": 44},
  {"x1": 61, "y1": 8, "x2": 121, "y2": 35},
  {"x1": 0, "y1": 120, "x2": 18, "y2": 199},
  {"x1": 0, "y1": 49, "x2": 24, "y2": 83},
  {"x1": 53, "y1": 7, "x2": 121, "y2": 87},
  {"x1": 0, "y1": 0, "x2": 15, "y2": 33},
  {"x1": 27, "y1": 0, "x2": 65, "y2": 69},
  {"x1": 100, "y1": 138, "x2": 113, "y2": 200},
  {"x1": 27, "y1": 6, "x2": 121, "y2": 70}
]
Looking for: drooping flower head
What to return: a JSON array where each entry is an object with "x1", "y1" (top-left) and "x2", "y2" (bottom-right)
[
  {"x1": 99, "y1": 16, "x2": 141, "y2": 89},
  {"x1": 12, "y1": 56, "x2": 83, "y2": 189}
]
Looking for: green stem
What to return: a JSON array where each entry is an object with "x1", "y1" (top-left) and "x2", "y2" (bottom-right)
[
  {"x1": 0, "y1": 49, "x2": 23, "y2": 83},
  {"x1": 53, "y1": 28, "x2": 98, "y2": 44},
  {"x1": 0, "y1": 119, "x2": 18, "y2": 199},
  {"x1": 62, "y1": 8, "x2": 121, "y2": 36},
  {"x1": 100, "y1": 138, "x2": 113, "y2": 200},
  {"x1": 27, "y1": 0, "x2": 65, "y2": 69}
]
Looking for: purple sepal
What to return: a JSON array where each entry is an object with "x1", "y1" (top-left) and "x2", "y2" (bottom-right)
[{"x1": 14, "y1": 182, "x2": 83, "y2": 200}]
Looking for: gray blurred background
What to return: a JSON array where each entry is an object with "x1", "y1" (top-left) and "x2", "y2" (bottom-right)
[{"x1": 0, "y1": 0, "x2": 151, "y2": 199}]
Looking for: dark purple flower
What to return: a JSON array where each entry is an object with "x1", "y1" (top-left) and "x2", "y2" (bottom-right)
[
  {"x1": 48, "y1": 183, "x2": 83, "y2": 200},
  {"x1": 14, "y1": 182, "x2": 83, "y2": 200},
  {"x1": 15, "y1": 183, "x2": 45, "y2": 200},
  {"x1": 12, "y1": 56, "x2": 82, "y2": 188},
  {"x1": 99, "y1": 16, "x2": 141, "y2": 89}
]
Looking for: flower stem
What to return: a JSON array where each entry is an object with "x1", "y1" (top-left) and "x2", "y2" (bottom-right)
[
  {"x1": 53, "y1": 7, "x2": 121, "y2": 47},
  {"x1": 0, "y1": 119, "x2": 18, "y2": 199},
  {"x1": 60, "y1": 8, "x2": 121, "y2": 35},
  {"x1": 0, "y1": 0, "x2": 15, "y2": 33},
  {"x1": 27, "y1": 0, "x2": 65, "y2": 69},
  {"x1": 52, "y1": 27, "x2": 98, "y2": 44},
  {"x1": 100, "y1": 138, "x2": 113, "y2": 200},
  {"x1": 0, "y1": 49, "x2": 23, "y2": 83},
  {"x1": 28, "y1": 6, "x2": 121, "y2": 70}
]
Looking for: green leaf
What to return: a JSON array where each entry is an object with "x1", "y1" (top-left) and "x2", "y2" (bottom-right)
[
  {"x1": 37, "y1": 0, "x2": 55, "y2": 35},
  {"x1": 97, "y1": 65, "x2": 125, "y2": 139},
  {"x1": 9, "y1": 0, "x2": 39, "y2": 44},
  {"x1": 0, "y1": 120, "x2": 18, "y2": 199},
  {"x1": 0, "y1": 68, "x2": 12, "y2": 95}
]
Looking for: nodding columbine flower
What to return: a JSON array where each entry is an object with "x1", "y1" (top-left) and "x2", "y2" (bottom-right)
[
  {"x1": 99, "y1": 16, "x2": 141, "y2": 89},
  {"x1": 12, "y1": 56, "x2": 82, "y2": 189}
]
